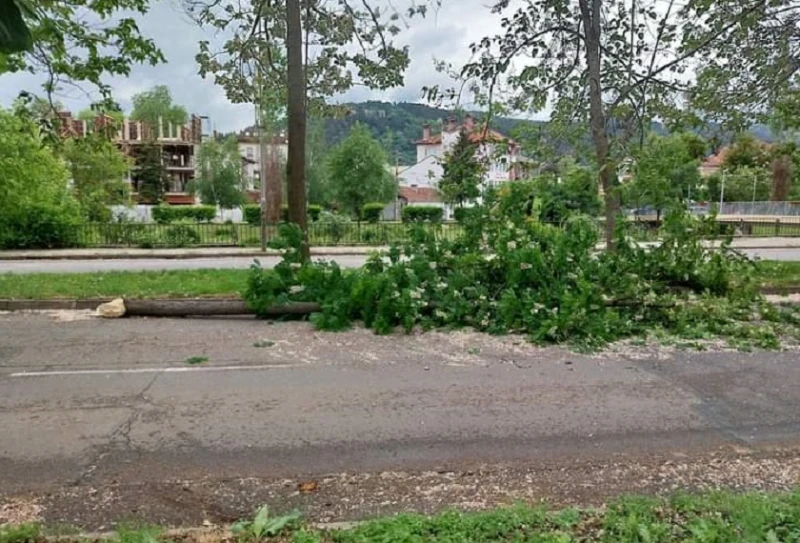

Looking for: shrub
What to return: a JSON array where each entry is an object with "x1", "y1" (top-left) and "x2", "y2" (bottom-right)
[
  {"x1": 0, "y1": 203, "x2": 81, "y2": 249},
  {"x1": 164, "y1": 224, "x2": 201, "y2": 247},
  {"x1": 308, "y1": 205, "x2": 322, "y2": 222},
  {"x1": 243, "y1": 205, "x2": 261, "y2": 225},
  {"x1": 100, "y1": 216, "x2": 146, "y2": 246},
  {"x1": 362, "y1": 203, "x2": 385, "y2": 223},
  {"x1": 402, "y1": 205, "x2": 444, "y2": 223},
  {"x1": 244, "y1": 204, "x2": 322, "y2": 224},
  {"x1": 152, "y1": 205, "x2": 216, "y2": 224},
  {"x1": 453, "y1": 207, "x2": 478, "y2": 223},
  {"x1": 317, "y1": 211, "x2": 350, "y2": 243}
]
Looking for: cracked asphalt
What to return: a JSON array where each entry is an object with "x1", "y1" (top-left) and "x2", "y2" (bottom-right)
[{"x1": 2, "y1": 312, "x2": 800, "y2": 529}]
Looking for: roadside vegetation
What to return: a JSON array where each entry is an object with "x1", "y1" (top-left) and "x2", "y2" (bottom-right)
[
  {"x1": 4, "y1": 490, "x2": 800, "y2": 542},
  {"x1": 245, "y1": 189, "x2": 800, "y2": 350},
  {"x1": 1, "y1": 262, "x2": 799, "y2": 302}
]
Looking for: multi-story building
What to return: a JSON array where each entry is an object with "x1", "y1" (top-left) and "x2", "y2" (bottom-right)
[
  {"x1": 57, "y1": 111, "x2": 203, "y2": 205},
  {"x1": 398, "y1": 115, "x2": 522, "y2": 190},
  {"x1": 237, "y1": 126, "x2": 287, "y2": 190}
]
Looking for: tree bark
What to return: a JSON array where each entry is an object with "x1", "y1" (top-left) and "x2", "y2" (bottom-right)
[
  {"x1": 124, "y1": 299, "x2": 320, "y2": 317},
  {"x1": 579, "y1": 0, "x2": 618, "y2": 249},
  {"x1": 286, "y1": 0, "x2": 309, "y2": 260}
]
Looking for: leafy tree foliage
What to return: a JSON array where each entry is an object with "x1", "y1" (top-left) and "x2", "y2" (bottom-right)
[
  {"x1": 723, "y1": 134, "x2": 771, "y2": 170},
  {"x1": 439, "y1": 130, "x2": 483, "y2": 207},
  {"x1": 191, "y1": 136, "x2": 247, "y2": 211},
  {"x1": 706, "y1": 166, "x2": 771, "y2": 202},
  {"x1": 63, "y1": 136, "x2": 131, "y2": 222},
  {"x1": 625, "y1": 134, "x2": 703, "y2": 218},
  {"x1": 326, "y1": 123, "x2": 396, "y2": 219},
  {"x1": 0, "y1": 105, "x2": 81, "y2": 248},
  {"x1": 0, "y1": 1, "x2": 164, "y2": 106},
  {"x1": 131, "y1": 85, "x2": 188, "y2": 128},
  {"x1": 136, "y1": 143, "x2": 167, "y2": 204}
]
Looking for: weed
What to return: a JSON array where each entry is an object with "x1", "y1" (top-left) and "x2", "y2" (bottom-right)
[
  {"x1": 114, "y1": 525, "x2": 162, "y2": 543},
  {"x1": 185, "y1": 356, "x2": 208, "y2": 365},
  {"x1": 231, "y1": 505, "x2": 300, "y2": 540},
  {"x1": 466, "y1": 346, "x2": 481, "y2": 355},
  {"x1": 253, "y1": 340, "x2": 275, "y2": 348},
  {"x1": 0, "y1": 524, "x2": 39, "y2": 543}
]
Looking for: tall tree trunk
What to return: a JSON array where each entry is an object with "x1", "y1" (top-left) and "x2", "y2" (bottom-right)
[
  {"x1": 771, "y1": 155, "x2": 792, "y2": 201},
  {"x1": 286, "y1": 0, "x2": 309, "y2": 259},
  {"x1": 579, "y1": 0, "x2": 618, "y2": 249}
]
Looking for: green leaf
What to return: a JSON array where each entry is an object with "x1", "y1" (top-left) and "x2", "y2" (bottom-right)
[{"x1": 0, "y1": 0, "x2": 32, "y2": 54}]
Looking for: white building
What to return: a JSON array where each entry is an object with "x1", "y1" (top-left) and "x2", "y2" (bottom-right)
[
  {"x1": 398, "y1": 115, "x2": 522, "y2": 191},
  {"x1": 237, "y1": 127, "x2": 288, "y2": 191}
]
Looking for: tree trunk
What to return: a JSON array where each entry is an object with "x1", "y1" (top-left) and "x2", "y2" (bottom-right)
[
  {"x1": 286, "y1": 0, "x2": 309, "y2": 260},
  {"x1": 771, "y1": 155, "x2": 792, "y2": 201},
  {"x1": 124, "y1": 299, "x2": 320, "y2": 317},
  {"x1": 579, "y1": 0, "x2": 617, "y2": 249}
]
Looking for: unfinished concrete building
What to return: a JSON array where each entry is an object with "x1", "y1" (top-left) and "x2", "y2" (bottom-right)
[{"x1": 58, "y1": 111, "x2": 204, "y2": 205}]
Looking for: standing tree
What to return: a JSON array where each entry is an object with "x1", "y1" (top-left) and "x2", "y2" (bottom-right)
[
  {"x1": 63, "y1": 136, "x2": 131, "y2": 222},
  {"x1": 451, "y1": 0, "x2": 790, "y2": 248},
  {"x1": 187, "y1": 0, "x2": 437, "y2": 257},
  {"x1": 191, "y1": 136, "x2": 247, "y2": 216},
  {"x1": 326, "y1": 123, "x2": 396, "y2": 219},
  {"x1": 136, "y1": 143, "x2": 167, "y2": 204},
  {"x1": 771, "y1": 155, "x2": 793, "y2": 201},
  {"x1": 439, "y1": 130, "x2": 483, "y2": 207},
  {"x1": 0, "y1": 1, "x2": 164, "y2": 109},
  {"x1": 625, "y1": 133, "x2": 703, "y2": 221},
  {"x1": 131, "y1": 85, "x2": 189, "y2": 128}
]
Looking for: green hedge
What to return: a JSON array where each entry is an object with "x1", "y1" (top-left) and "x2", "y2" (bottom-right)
[
  {"x1": 402, "y1": 205, "x2": 444, "y2": 223},
  {"x1": 152, "y1": 205, "x2": 216, "y2": 224},
  {"x1": 243, "y1": 205, "x2": 323, "y2": 225},
  {"x1": 362, "y1": 203, "x2": 385, "y2": 223},
  {"x1": 0, "y1": 202, "x2": 81, "y2": 249}
]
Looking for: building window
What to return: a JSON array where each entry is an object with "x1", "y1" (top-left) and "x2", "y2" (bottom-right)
[{"x1": 246, "y1": 147, "x2": 254, "y2": 159}]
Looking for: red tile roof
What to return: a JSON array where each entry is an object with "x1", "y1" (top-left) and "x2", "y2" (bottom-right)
[
  {"x1": 399, "y1": 186, "x2": 441, "y2": 203},
  {"x1": 414, "y1": 126, "x2": 514, "y2": 146}
]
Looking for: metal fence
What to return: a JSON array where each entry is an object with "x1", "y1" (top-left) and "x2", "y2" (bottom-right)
[
  {"x1": 63, "y1": 216, "x2": 800, "y2": 249},
  {"x1": 691, "y1": 201, "x2": 800, "y2": 217},
  {"x1": 74, "y1": 222, "x2": 465, "y2": 249}
]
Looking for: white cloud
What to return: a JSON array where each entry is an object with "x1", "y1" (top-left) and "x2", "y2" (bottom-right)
[{"x1": 0, "y1": 0, "x2": 502, "y2": 132}]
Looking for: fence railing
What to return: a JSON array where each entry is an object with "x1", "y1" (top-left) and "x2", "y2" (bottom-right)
[
  {"x1": 36, "y1": 216, "x2": 800, "y2": 250},
  {"x1": 690, "y1": 201, "x2": 800, "y2": 217},
  {"x1": 74, "y1": 222, "x2": 465, "y2": 249}
]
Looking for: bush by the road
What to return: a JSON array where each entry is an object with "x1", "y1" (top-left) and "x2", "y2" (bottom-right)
[
  {"x1": 0, "y1": 202, "x2": 81, "y2": 250},
  {"x1": 401, "y1": 205, "x2": 444, "y2": 223},
  {"x1": 362, "y1": 203, "x2": 385, "y2": 223},
  {"x1": 152, "y1": 205, "x2": 216, "y2": 224}
]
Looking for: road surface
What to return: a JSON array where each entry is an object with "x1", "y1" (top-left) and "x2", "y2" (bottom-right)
[
  {"x1": 1, "y1": 248, "x2": 800, "y2": 273},
  {"x1": 2, "y1": 313, "x2": 800, "y2": 528}
]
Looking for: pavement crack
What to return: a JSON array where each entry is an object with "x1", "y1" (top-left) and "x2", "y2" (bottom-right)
[{"x1": 71, "y1": 371, "x2": 162, "y2": 486}]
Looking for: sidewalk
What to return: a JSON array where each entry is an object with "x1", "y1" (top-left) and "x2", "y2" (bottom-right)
[
  {"x1": 0, "y1": 246, "x2": 388, "y2": 260},
  {"x1": 0, "y1": 238, "x2": 798, "y2": 260}
]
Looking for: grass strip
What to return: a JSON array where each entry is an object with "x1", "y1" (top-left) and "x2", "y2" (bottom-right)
[
  {"x1": 1, "y1": 261, "x2": 799, "y2": 301},
  {"x1": 4, "y1": 490, "x2": 800, "y2": 542}
]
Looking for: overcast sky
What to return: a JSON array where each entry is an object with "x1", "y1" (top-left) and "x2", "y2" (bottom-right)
[{"x1": 0, "y1": 0, "x2": 503, "y2": 132}]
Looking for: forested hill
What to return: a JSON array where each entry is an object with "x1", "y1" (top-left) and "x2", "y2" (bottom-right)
[
  {"x1": 321, "y1": 101, "x2": 776, "y2": 165},
  {"x1": 322, "y1": 101, "x2": 534, "y2": 165}
]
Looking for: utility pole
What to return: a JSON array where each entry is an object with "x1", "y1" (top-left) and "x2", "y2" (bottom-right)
[{"x1": 719, "y1": 170, "x2": 726, "y2": 211}]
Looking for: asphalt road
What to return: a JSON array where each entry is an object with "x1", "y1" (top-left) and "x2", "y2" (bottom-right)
[
  {"x1": 2, "y1": 313, "x2": 800, "y2": 528},
  {"x1": 1, "y1": 248, "x2": 800, "y2": 273}
]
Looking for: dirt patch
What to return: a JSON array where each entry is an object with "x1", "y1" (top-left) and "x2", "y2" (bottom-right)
[
  {"x1": 5, "y1": 447, "x2": 800, "y2": 531},
  {"x1": 0, "y1": 497, "x2": 43, "y2": 525}
]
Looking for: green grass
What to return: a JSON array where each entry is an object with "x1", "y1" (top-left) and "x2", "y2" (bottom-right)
[
  {"x1": 755, "y1": 261, "x2": 800, "y2": 288},
  {"x1": 184, "y1": 355, "x2": 208, "y2": 365},
  {"x1": 0, "y1": 261, "x2": 798, "y2": 301},
  {"x1": 0, "y1": 269, "x2": 250, "y2": 299},
  {"x1": 5, "y1": 491, "x2": 800, "y2": 542}
]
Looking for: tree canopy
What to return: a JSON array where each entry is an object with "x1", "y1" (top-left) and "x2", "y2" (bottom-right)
[
  {"x1": 326, "y1": 123, "x2": 396, "y2": 218},
  {"x1": 63, "y1": 135, "x2": 131, "y2": 222},
  {"x1": 0, "y1": 1, "x2": 164, "y2": 107},
  {"x1": 131, "y1": 85, "x2": 189, "y2": 128},
  {"x1": 191, "y1": 136, "x2": 247, "y2": 210},
  {"x1": 438, "y1": 130, "x2": 483, "y2": 207}
]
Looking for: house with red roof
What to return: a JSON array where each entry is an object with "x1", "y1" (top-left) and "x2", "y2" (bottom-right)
[{"x1": 399, "y1": 115, "x2": 522, "y2": 191}]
